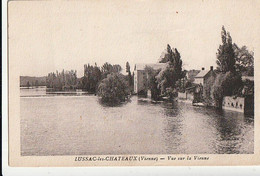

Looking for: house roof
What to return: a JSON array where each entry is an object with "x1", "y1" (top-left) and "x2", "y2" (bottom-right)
[
  {"x1": 194, "y1": 70, "x2": 210, "y2": 78},
  {"x1": 135, "y1": 63, "x2": 166, "y2": 71}
]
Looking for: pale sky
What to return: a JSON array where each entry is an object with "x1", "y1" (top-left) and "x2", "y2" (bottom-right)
[{"x1": 9, "y1": 0, "x2": 260, "y2": 77}]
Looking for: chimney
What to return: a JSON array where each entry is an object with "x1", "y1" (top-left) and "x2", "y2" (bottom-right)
[
  {"x1": 202, "y1": 67, "x2": 205, "y2": 70},
  {"x1": 210, "y1": 66, "x2": 213, "y2": 71}
]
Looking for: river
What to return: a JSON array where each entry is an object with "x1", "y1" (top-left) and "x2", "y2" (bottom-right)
[{"x1": 20, "y1": 87, "x2": 254, "y2": 155}]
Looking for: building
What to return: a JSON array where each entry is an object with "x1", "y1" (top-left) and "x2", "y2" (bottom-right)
[
  {"x1": 193, "y1": 66, "x2": 216, "y2": 105},
  {"x1": 193, "y1": 67, "x2": 214, "y2": 85},
  {"x1": 134, "y1": 63, "x2": 166, "y2": 94}
]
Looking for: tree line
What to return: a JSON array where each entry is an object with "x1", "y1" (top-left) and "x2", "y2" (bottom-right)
[
  {"x1": 46, "y1": 70, "x2": 78, "y2": 91},
  {"x1": 45, "y1": 62, "x2": 134, "y2": 105},
  {"x1": 20, "y1": 76, "x2": 46, "y2": 87},
  {"x1": 45, "y1": 25, "x2": 254, "y2": 106}
]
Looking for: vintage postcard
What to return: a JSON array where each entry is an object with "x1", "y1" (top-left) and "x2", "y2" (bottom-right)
[{"x1": 8, "y1": 0, "x2": 260, "y2": 166}]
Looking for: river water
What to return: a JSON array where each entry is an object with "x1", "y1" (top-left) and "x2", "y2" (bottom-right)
[{"x1": 20, "y1": 87, "x2": 254, "y2": 155}]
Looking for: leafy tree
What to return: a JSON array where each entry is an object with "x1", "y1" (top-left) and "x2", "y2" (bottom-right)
[
  {"x1": 132, "y1": 71, "x2": 135, "y2": 87},
  {"x1": 112, "y1": 64, "x2": 122, "y2": 73},
  {"x1": 176, "y1": 70, "x2": 188, "y2": 92},
  {"x1": 83, "y1": 63, "x2": 102, "y2": 92},
  {"x1": 126, "y1": 62, "x2": 133, "y2": 91},
  {"x1": 101, "y1": 62, "x2": 114, "y2": 78},
  {"x1": 82, "y1": 62, "x2": 123, "y2": 93},
  {"x1": 203, "y1": 74, "x2": 216, "y2": 106},
  {"x1": 126, "y1": 62, "x2": 130, "y2": 73},
  {"x1": 212, "y1": 26, "x2": 254, "y2": 108},
  {"x1": 98, "y1": 73, "x2": 130, "y2": 105},
  {"x1": 233, "y1": 44, "x2": 254, "y2": 76},
  {"x1": 46, "y1": 70, "x2": 77, "y2": 90},
  {"x1": 156, "y1": 44, "x2": 185, "y2": 95},
  {"x1": 213, "y1": 71, "x2": 243, "y2": 108},
  {"x1": 101, "y1": 62, "x2": 122, "y2": 79},
  {"x1": 216, "y1": 26, "x2": 236, "y2": 73},
  {"x1": 93, "y1": 63, "x2": 102, "y2": 88}
]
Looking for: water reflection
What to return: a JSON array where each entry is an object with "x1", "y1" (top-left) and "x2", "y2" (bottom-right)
[
  {"x1": 20, "y1": 88, "x2": 254, "y2": 155},
  {"x1": 98, "y1": 98, "x2": 131, "y2": 108},
  {"x1": 135, "y1": 98, "x2": 254, "y2": 154}
]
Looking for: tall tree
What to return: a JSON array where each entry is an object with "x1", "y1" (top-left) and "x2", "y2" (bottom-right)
[
  {"x1": 126, "y1": 62, "x2": 132, "y2": 88},
  {"x1": 101, "y1": 62, "x2": 114, "y2": 78},
  {"x1": 233, "y1": 44, "x2": 254, "y2": 76},
  {"x1": 156, "y1": 44, "x2": 185, "y2": 94},
  {"x1": 46, "y1": 70, "x2": 77, "y2": 90},
  {"x1": 112, "y1": 64, "x2": 122, "y2": 73},
  {"x1": 83, "y1": 63, "x2": 102, "y2": 92},
  {"x1": 216, "y1": 26, "x2": 236, "y2": 73},
  {"x1": 159, "y1": 44, "x2": 171, "y2": 63},
  {"x1": 126, "y1": 62, "x2": 130, "y2": 73},
  {"x1": 101, "y1": 62, "x2": 122, "y2": 79}
]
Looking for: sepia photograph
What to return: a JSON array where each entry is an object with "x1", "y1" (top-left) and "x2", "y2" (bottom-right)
[{"x1": 7, "y1": 0, "x2": 260, "y2": 166}]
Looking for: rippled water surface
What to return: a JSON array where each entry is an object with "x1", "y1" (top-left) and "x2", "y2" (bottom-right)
[{"x1": 20, "y1": 87, "x2": 254, "y2": 155}]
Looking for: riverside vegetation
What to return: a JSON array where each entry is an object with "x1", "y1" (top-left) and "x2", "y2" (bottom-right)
[
  {"x1": 45, "y1": 62, "x2": 134, "y2": 106},
  {"x1": 144, "y1": 26, "x2": 254, "y2": 109},
  {"x1": 25, "y1": 26, "x2": 253, "y2": 107}
]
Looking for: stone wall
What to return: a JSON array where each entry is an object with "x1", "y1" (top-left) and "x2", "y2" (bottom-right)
[
  {"x1": 222, "y1": 96, "x2": 245, "y2": 112},
  {"x1": 134, "y1": 70, "x2": 146, "y2": 94}
]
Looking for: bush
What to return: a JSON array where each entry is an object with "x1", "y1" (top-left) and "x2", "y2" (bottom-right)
[{"x1": 97, "y1": 73, "x2": 130, "y2": 104}]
